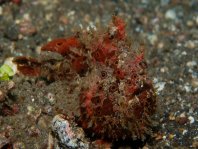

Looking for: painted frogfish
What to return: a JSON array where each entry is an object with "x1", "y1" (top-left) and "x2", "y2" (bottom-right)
[{"x1": 13, "y1": 16, "x2": 157, "y2": 142}]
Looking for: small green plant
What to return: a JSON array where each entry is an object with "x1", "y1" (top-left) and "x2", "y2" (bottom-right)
[{"x1": 0, "y1": 64, "x2": 14, "y2": 81}]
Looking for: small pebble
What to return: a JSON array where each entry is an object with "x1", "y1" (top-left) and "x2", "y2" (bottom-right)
[
  {"x1": 160, "y1": 67, "x2": 168, "y2": 73},
  {"x1": 47, "y1": 93, "x2": 56, "y2": 105},
  {"x1": 181, "y1": 51, "x2": 187, "y2": 55},
  {"x1": 28, "y1": 126, "x2": 40, "y2": 137},
  {"x1": 155, "y1": 82, "x2": 166, "y2": 93},
  {"x1": 188, "y1": 116, "x2": 195, "y2": 124},
  {"x1": 187, "y1": 20, "x2": 194, "y2": 27},
  {"x1": 184, "y1": 84, "x2": 191, "y2": 93},
  {"x1": 52, "y1": 114, "x2": 89, "y2": 149},
  {"x1": 7, "y1": 81, "x2": 15, "y2": 90},
  {"x1": 0, "y1": 90, "x2": 5, "y2": 102},
  {"x1": 180, "y1": 112, "x2": 186, "y2": 118},
  {"x1": 186, "y1": 61, "x2": 197, "y2": 68},
  {"x1": 169, "y1": 113, "x2": 175, "y2": 121},
  {"x1": 13, "y1": 141, "x2": 25, "y2": 149},
  {"x1": 162, "y1": 135, "x2": 166, "y2": 140},
  {"x1": 27, "y1": 105, "x2": 35, "y2": 115},
  {"x1": 157, "y1": 42, "x2": 164, "y2": 49},
  {"x1": 191, "y1": 78, "x2": 198, "y2": 88},
  {"x1": 176, "y1": 116, "x2": 188, "y2": 125},
  {"x1": 165, "y1": 9, "x2": 177, "y2": 20},
  {"x1": 185, "y1": 41, "x2": 196, "y2": 49},
  {"x1": 182, "y1": 129, "x2": 188, "y2": 135},
  {"x1": 169, "y1": 134, "x2": 175, "y2": 140},
  {"x1": 19, "y1": 20, "x2": 37, "y2": 36},
  {"x1": 0, "y1": 6, "x2": 2, "y2": 15},
  {"x1": 147, "y1": 34, "x2": 158, "y2": 45}
]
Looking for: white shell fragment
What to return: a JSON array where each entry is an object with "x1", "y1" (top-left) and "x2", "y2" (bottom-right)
[
  {"x1": 3, "y1": 57, "x2": 18, "y2": 75},
  {"x1": 188, "y1": 116, "x2": 195, "y2": 124},
  {"x1": 52, "y1": 114, "x2": 89, "y2": 149}
]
